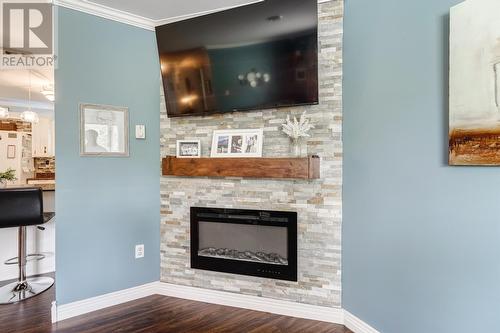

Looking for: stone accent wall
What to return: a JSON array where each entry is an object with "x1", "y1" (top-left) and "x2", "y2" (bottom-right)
[
  {"x1": 160, "y1": 0, "x2": 343, "y2": 308},
  {"x1": 34, "y1": 157, "x2": 56, "y2": 174},
  {"x1": 15, "y1": 120, "x2": 32, "y2": 133},
  {"x1": 0, "y1": 119, "x2": 32, "y2": 132}
]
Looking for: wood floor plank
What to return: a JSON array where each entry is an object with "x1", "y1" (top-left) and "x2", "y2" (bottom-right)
[{"x1": 0, "y1": 276, "x2": 352, "y2": 333}]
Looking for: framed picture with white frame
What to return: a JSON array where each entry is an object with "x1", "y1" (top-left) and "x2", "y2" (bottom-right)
[
  {"x1": 176, "y1": 140, "x2": 201, "y2": 158},
  {"x1": 80, "y1": 103, "x2": 129, "y2": 157},
  {"x1": 211, "y1": 129, "x2": 263, "y2": 158}
]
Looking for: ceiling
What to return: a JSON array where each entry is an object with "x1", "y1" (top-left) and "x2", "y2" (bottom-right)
[
  {"x1": 54, "y1": 0, "x2": 267, "y2": 29},
  {"x1": 0, "y1": 69, "x2": 53, "y2": 101},
  {"x1": 0, "y1": 69, "x2": 54, "y2": 117},
  {"x1": 84, "y1": 0, "x2": 263, "y2": 22}
]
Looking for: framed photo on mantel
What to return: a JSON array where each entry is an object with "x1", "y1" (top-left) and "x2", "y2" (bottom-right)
[
  {"x1": 211, "y1": 129, "x2": 263, "y2": 158},
  {"x1": 176, "y1": 140, "x2": 201, "y2": 158},
  {"x1": 80, "y1": 103, "x2": 129, "y2": 157}
]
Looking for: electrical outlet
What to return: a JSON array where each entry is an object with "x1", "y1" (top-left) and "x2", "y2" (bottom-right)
[{"x1": 135, "y1": 244, "x2": 144, "y2": 259}]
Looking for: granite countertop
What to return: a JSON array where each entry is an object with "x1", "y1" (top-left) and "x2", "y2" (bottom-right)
[
  {"x1": 6, "y1": 183, "x2": 55, "y2": 191},
  {"x1": 43, "y1": 212, "x2": 55, "y2": 223}
]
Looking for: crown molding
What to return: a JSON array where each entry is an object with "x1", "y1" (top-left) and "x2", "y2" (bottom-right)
[
  {"x1": 53, "y1": 0, "x2": 331, "y2": 31},
  {"x1": 53, "y1": 0, "x2": 156, "y2": 30},
  {"x1": 52, "y1": 0, "x2": 265, "y2": 31}
]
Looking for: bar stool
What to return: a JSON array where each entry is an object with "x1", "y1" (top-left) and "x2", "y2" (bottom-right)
[{"x1": 0, "y1": 188, "x2": 54, "y2": 304}]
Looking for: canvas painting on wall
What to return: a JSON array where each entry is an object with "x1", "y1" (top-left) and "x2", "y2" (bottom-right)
[{"x1": 449, "y1": 0, "x2": 500, "y2": 165}]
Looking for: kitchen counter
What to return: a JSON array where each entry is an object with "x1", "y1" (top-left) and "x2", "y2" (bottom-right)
[
  {"x1": 44, "y1": 212, "x2": 55, "y2": 223},
  {"x1": 6, "y1": 183, "x2": 55, "y2": 191},
  {"x1": 26, "y1": 178, "x2": 56, "y2": 191}
]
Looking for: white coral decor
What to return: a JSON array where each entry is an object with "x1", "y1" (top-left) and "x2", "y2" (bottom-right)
[{"x1": 282, "y1": 111, "x2": 314, "y2": 139}]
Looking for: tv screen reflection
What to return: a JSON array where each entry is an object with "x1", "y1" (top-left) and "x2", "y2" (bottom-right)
[{"x1": 156, "y1": 0, "x2": 318, "y2": 117}]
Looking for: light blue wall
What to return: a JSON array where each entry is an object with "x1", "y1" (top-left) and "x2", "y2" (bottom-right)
[
  {"x1": 55, "y1": 7, "x2": 160, "y2": 305},
  {"x1": 343, "y1": 0, "x2": 500, "y2": 332}
]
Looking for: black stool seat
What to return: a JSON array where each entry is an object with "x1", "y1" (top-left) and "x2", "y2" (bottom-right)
[
  {"x1": 0, "y1": 187, "x2": 54, "y2": 304},
  {"x1": 0, "y1": 188, "x2": 44, "y2": 228}
]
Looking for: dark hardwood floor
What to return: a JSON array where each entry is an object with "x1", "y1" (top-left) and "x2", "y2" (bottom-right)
[
  {"x1": 0, "y1": 273, "x2": 56, "y2": 333},
  {"x1": 0, "y1": 276, "x2": 352, "y2": 333}
]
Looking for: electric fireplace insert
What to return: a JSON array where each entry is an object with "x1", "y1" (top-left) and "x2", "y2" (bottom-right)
[{"x1": 190, "y1": 207, "x2": 297, "y2": 281}]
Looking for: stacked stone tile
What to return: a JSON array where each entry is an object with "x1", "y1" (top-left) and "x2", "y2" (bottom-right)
[
  {"x1": 34, "y1": 157, "x2": 56, "y2": 174},
  {"x1": 160, "y1": 0, "x2": 343, "y2": 308}
]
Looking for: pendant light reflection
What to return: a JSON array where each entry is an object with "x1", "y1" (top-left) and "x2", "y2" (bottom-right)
[
  {"x1": 238, "y1": 69, "x2": 271, "y2": 88},
  {"x1": 0, "y1": 106, "x2": 9, "y2": 119},
  {"x1": 41, "y1": 85, "x2": 55, "y2": 102},
  {"x1": 21, "y1": 70, "x2": 39, "y2": 123},
  {"x1": 20, "y1": 110, "x2": 39, "y2": 123}
]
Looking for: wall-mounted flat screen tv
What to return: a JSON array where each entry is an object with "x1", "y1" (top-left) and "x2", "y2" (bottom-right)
[{"x1": 156, "y1": 0, "x2": 318, "y2": 117}]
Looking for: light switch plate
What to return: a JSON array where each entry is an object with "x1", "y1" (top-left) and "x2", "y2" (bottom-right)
[
  {"x1": 135, "y1": 125, "x2": 146, "y2": 139},
  {"x1": 135, "y1": 244, "x2": 144, "y2": 258}
]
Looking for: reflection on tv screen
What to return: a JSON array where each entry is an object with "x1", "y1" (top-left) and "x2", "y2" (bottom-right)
[{"x1": 156, "y1": 0, "x2": 318, "y2": 117}]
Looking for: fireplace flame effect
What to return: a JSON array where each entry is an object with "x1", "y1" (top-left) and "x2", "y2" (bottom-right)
[{"x1": 199, "y1": 248, "x2": 288, "y2": 265}]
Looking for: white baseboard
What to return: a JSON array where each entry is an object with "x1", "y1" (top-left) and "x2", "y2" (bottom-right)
[
  {"x1": 54, "y1": 281, "x2": 158, "y2": 323},
  {"x1": 53, "y1": 281, "x2": 380, "y2": 333},
  {"x1": 344, "y1": 310, "x2": 381, "y2": 333},
  {"x1": 156, "y1": 282, "x2": 344, "y2": 324}
]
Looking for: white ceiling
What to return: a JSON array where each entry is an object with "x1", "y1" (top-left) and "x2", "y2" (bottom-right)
[
  {"x1": 0, "y1": 69, "x2": 53, "y2": 101},
  {"x1": 54, "y1": 0, "x2": 266, "y2": 29},
  {"x1": 54, "y1": 0, "x2": 327, "y2": 30},
  {"x1": 0, "y1": 69, "x2": 54, "y2": 117},
  {"x1": 85, "y1": 0, "x2": 263, "y2": 22}
]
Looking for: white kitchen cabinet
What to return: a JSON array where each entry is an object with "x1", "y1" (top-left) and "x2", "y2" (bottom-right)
[{"x1": 32, "y1": 117, "x2": 55, "y2": 157}]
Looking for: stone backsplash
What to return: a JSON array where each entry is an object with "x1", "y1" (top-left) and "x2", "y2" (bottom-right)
[
  {"x1": 160, "y1": 0, "x2": 343, "y2": 308},
  {"x1": 0, "y1": 119, "x2": 32, "y2": 132},
  {"x1": 34, "y1": 157, "x2": 56, "y2": 175}
]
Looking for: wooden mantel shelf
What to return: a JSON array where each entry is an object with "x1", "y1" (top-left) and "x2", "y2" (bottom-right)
[{"x1": 162, "y1": 155, "x2": 320, "y2": 180}]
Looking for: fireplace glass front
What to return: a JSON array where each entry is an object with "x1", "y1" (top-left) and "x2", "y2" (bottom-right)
[{"x1": 191, "y1": 207, "x2": 297, "y2": 281}]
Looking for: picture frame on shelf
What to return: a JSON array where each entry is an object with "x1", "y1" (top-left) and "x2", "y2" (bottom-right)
[
  {"x1": 176, "y1": 140, "x2": 201, "y2": 158},
  {"x1": 211, "y1": 129, "x2": 263, "y2": 158},
  {"x1": 80, "y1": 103, "x2": 129, "y2": 157}
]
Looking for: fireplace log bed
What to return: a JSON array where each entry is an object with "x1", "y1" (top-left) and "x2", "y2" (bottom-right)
[{"x1": 162, "y1": 155, "x2": 320, "y2": 180}]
